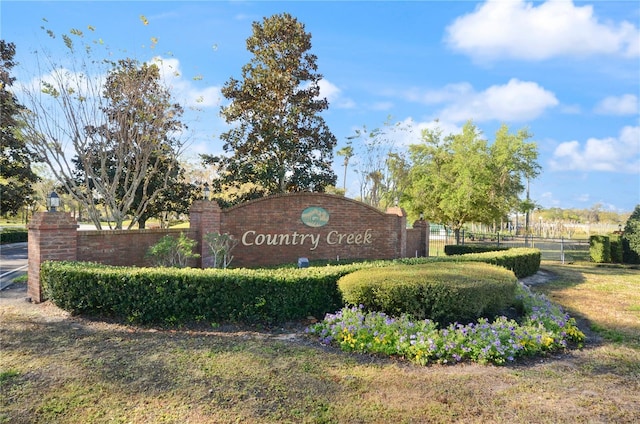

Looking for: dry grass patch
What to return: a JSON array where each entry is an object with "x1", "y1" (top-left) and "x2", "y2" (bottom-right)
[
  {"x1": 534, "y1": 264, "x2": 640, "y2": 348},
  {"x1": 1, "y1": 266, "x2": 640, "y2": 423}
]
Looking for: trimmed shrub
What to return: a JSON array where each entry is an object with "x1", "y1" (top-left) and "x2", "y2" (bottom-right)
[
  {"x1": 590, "y1": 235, "x2": 611, "y2": 263},
  {"x1": 338, "y1": 262, "x2": 518, "y2": 325},
  {"x1": 441, "y1": 247, "x2": 541, "y2": 279},
  {"x1": 609, "y1": 234, "x2": 623, "y2": 264},
  {"x1": 444, "y1": 245, "x2": 509, "y2": 256},
  {"x1": 41, "y1": 261, "x2": 355, "y2": 325},
  {"x1": 0, "y1": 227, "x2": 27, "y2": 244},
  {"x1": 622, "y1": 205, "x2": 640, "y2": 264},
  {"x1": 40, "y1": 247, "x2": 539, "y2": 326}
]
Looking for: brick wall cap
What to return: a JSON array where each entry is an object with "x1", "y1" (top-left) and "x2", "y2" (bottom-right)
[
  {"x1": 224, "y1": 192, "x2": 394, "y2": 217},
  {"x1": 28, "y1": 212, "x2": 78, "y2": 229}
]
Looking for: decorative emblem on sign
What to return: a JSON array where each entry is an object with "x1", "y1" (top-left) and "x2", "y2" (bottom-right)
[{"x1": 301, "y1": 206, "x2": 330, "y2": 227}]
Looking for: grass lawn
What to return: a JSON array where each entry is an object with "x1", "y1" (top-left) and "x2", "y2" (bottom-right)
[{"x1": 1, "y1": 263, "x2": 639, "y2": 423}]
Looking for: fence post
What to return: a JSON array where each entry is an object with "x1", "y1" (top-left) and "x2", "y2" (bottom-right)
[{"x1": 561, "y1": 236, "x2": 565, "y2": 264}]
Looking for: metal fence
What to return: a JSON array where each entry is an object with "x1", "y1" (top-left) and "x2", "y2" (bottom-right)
[{"x1": 428, "y1": 228, "x2": 590, "y2": 263}]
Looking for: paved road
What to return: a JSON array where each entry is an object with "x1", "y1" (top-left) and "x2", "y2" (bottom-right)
[{"x1": 0, "y1": 242, "x2": 28, "y2": 290}]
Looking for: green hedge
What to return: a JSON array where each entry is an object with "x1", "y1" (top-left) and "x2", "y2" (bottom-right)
[
  {"x1": 41, "y1": 262, "x2": 355, "y2": 325},
  {"x1": 455, "y1": 248, "x2": 541, "y2": 278},
  {"x1": 444, "y1": 245, "x2": 509, "y2": 256},
  {"x1": 40, "y1": 248, "x2": 540, "y2": 325},
  {"x1": 338, "y1": 262, "x2": 518, "y2": 325},
  {"x1": 590, "y1": 235, "x2": 611, "y2": 263},
  {"x1": 397, "y1": 247, "x2": 541, "y2": 279},
  {"x1": 609, "y1": 234, "x2": 623, "y2": 263},
  {"x1": 0, "y1": 228, "x2": 27, "y2": 244}
]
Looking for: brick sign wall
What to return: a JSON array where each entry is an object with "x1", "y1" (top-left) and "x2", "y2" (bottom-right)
[
  {"x1": 219, "y1": 193, "x2": 407, "y2": 267},
  {"x1": 28, "y1": 193, "x2": 429, "y2": 302}
]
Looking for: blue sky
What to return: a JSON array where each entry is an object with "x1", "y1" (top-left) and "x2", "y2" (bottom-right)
[{"x1": 3, "y1": 0, "x2": 639, "y2": 212}]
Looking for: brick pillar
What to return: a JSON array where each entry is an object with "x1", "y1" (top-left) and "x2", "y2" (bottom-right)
[
  {"x1": 189, "y1": 200, "x2": 222, "y2": 268},
  {"x1": 27, "y1": 212, "x2": 78, "y2": 303},
  {"x1": 386, "y1": 206, "x2": 407, "y2": 258},
  {"x1": 413, "y1": 220, "x2": 430, "y2": 257}
]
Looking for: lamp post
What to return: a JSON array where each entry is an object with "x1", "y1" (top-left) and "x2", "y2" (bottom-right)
[
  {"x1": 47, "y1": 191, "x2": 60, "y2": 212},
  {"x1": 203, "y1": 183, "x2": 210, "y2": 201}
]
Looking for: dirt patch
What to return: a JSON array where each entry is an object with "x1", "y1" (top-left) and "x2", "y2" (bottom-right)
[
  {"x1": 0, "y1": 281, "x2": 29, "y2": 302},
  {"x1": 519, "y1": 269, "x2": 557, "y2": 286}
]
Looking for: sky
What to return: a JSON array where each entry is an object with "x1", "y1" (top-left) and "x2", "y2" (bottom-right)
[{"x1": 2, "y1": 0, "x2": 639, "y2": 213}]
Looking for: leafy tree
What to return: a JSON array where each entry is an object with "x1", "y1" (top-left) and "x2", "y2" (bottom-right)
[
  {"x1": 203, "y1": 13, "x2": 336, "y2": 204},
  {"x1": 0, "y1": 40, "x2": 39, "y2": 216},
  {"x1": 622, "y1": 204, "x2": 640, "y2": 264},
  {"x1": 400, "y1": 121, "x2": 540, "y2": 243},
  {"x1": 22, "y1": 26, "x2": 187, "y2": 230},
  {"x1": 128, "y1": 157, "x2": 197, "y2": 229},
  {"x1": 490, "y1": 125, "x2": 540, "y2": 224}
]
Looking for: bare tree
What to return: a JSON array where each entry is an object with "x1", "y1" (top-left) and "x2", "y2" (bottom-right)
[
  {"x1": 349, "y1": 118, "x2": 412, "y2": 209},
  {"x1": 20, "y1": 29, "x2": 186, "y2": 229}
]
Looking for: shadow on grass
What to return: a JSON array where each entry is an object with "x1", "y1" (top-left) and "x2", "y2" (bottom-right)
[
  {"x1": 3, "y1": 286, "x2": 640, "y2": 424},
  {"x1": 532, "y1": 264, "x2": 640, "y2": 350},
  {"x1": 0, "y1": 306, "x2": 357, "y2": 423}
]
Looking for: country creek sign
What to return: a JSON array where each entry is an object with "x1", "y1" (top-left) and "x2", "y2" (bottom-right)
[
  {"x1": 240, "y1": 205, "x2": 373, "y2": 251},
  {"x1": 211, "y1": 192, "x2": 412, "y2": 267},
  {"x1": 240, "y1": 228, "x2": 374, "y2": 251}
]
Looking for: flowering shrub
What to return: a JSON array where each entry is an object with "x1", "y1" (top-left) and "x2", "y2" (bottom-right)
[{"x1": 307, "y1": 282, "x2": 585, "y2": 366}]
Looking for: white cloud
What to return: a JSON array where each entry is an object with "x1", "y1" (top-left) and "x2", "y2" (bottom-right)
[
  {"x1": 432, "y1": 79, "x2": 558, "y2": 123},
  {"x1": 415, "y1": 119, "x2": 463, "y2": 140},
  {"x1": 386, "y1": 118, "x2": 463, "y2": 147},
  {"x1": 445, "y1": 0, "x2": 640, "y2": 62},
  {"x1": 19, "y1": 67, "x2": 105, "y2": 104},
  {"x1": 549, "y1": 125, "x2": 640, "y2": 173},
  {"x1": 150, "y1": 56, "x2": 222, "y2": 108},
  {"x1": 594, "y1": 94, "x2": 639, "y2": 115},
  {"x1": 318, "y1": 79, "x2": 355, "y2": 109}
]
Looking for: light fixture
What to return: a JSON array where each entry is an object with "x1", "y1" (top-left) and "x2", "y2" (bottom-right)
[
  {"x1": 203, "y1": 183, "x2": 210, "y2": 200},
  {"x1": 47, "y1": 191, "x2": 60, "y2": 212}
]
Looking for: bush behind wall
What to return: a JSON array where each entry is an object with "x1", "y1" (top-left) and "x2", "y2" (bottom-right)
[
  {"x1": 590, "y1": 235, "x2": 611, "y2": 263},
  {"x1": 0, "y1": 228, "x2": 27, "y2": 244}
]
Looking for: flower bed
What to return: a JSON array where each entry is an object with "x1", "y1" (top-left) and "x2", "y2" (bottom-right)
[{"x1": 307, "y1": 282, "x2": 585, "y2": 365}]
